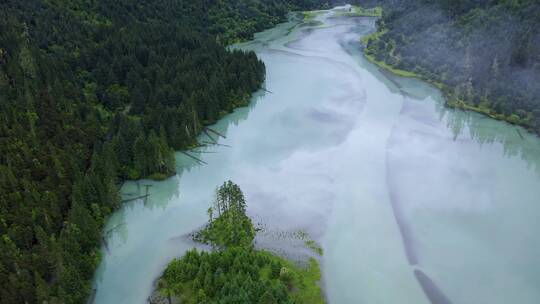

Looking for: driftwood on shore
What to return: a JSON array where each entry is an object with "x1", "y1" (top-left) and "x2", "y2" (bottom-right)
[
  {"x1": 203, "y1": 128, "x2": 217, "y2": 143},
  {"x1": 190, "y1": 150, "x2": 217, "y2": 153},
  {"x1": 86, "y1": 288, "x2": 97, "y2": 304},
  {"x1": 180, "y1": 151, "x2": 208, "y2": 164},
  {"x1": 122, "y1": 194, "x2": 150, "y2": 203},
  {"x1": 205, "y1": 127, "x2": 226, "y2": 139},
  {"x1": 516, "y1": 129, "x2": 525, "y2": 140},
  {"x1": 202, "y1": 140, "x2": 231, "y2": 147},
  {"x1": 102, "y1": 236, "x2": 110, "y2": 254},
  {"x1": 104, "y1": 222, "x2": 126, "y2": 235}
]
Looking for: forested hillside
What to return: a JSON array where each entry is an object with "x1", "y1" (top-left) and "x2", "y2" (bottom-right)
[
  {"x1": 358, "y1": 0, "x2": 540, "y2": 132},
  {"x1": 0, "y1": 1, "x2": 327, "y2": 303}
]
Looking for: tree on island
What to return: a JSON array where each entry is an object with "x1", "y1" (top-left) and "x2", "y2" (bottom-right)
[
  {"x1": 160, "y1": 181, "x2": 325, "y2": 304},
  {"x1": 197, "y1": 180, "x2": 255, "y2": 248}
]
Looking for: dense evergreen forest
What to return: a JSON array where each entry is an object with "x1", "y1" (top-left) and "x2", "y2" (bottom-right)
[
  {"x1": 4, "y1": 0, "x2": 537, "y2": 303},
  {"x1": 161, "y1": 181, "x2": 324, "y2": 304},
  {"x1": 0, "y1": 1, "x2": 328, "y2": 303},
  {"x1": 357, "y1": 0, "x2": 540, "y2": 133}
]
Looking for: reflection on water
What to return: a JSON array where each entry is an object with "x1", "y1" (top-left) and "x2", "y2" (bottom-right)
[
  {"x1": 92, "y1": 6, "x2": 540, "y2": 304},
  {"x1": 390, "y1": 70, "x2": 540, "y2": 175}
]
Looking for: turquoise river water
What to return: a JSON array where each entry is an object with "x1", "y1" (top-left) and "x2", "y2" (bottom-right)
[{"x1": 92, "y1": 6, "x2": 540, "y2": 304}]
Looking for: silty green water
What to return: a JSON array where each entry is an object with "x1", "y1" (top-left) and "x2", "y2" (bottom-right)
[{"x1": 92, "y1": 6, "x2": 540, "y2": 304}]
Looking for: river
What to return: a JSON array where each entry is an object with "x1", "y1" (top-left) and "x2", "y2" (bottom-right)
[{"x1": 92, "y1": 6, "x2": 540, "y2": 304}]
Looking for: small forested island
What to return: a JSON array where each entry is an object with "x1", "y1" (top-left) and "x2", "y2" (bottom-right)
[{"x1": 155, "y1": 181, "x2": 325, "y2": 304}]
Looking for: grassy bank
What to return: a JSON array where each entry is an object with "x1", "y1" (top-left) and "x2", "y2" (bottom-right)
[
  {"x1": 302, "y1": 10, "x2": 326, "y2": 26},
  {"x1": 446, "y1": 99, "x2": 532, "y2": 129},
  {"x1": 302, "y1": 11, "x2": 319, "y2": 21},
  {"x1": 285, "y1": 257, "x2": 325, "y2": 304},
  {"x1": 362, "y1": 29, "x2": 444, "y2": 88},
  {"x1": 364, "y1": 52, "x2": 418, "y2": 78},
  {"x1": 338, "y1": 5, "x2": 382, "y2": 17}
]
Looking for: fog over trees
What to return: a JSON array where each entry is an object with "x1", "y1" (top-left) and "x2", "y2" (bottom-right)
[{"x1": 358, "y1": 0, "x2": 540, "y2": 132}]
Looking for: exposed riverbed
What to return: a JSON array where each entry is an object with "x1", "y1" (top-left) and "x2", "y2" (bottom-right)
[{"x1": 92, "y1": 7, "x2": 540, "y2": 304}]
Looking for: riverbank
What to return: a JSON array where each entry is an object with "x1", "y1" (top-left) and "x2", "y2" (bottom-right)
[
  {"x1": 361, "y1": 12, "x2": 539, "y2": 136},
  {"x1": 338, "y1": 5, "x2": 382, "y2": 17},
  {"x1": 361, "y1": 33, "x2": 445, "y2": 90}
]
